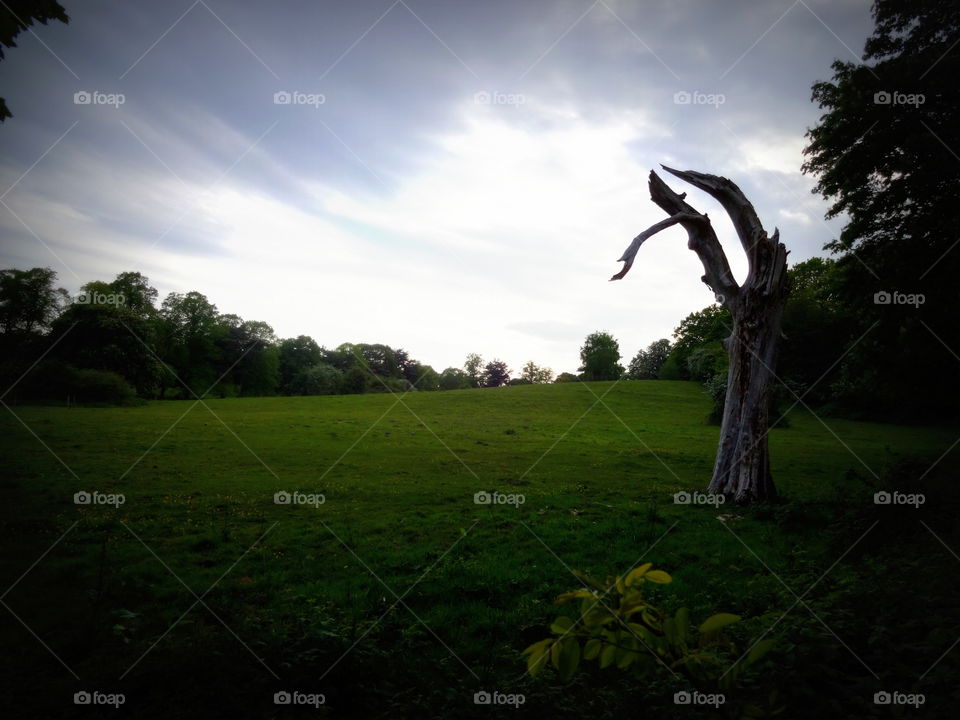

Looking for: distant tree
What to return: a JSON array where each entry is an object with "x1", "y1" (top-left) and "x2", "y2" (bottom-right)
[
  {"x1": 418, "y1": 364, "x2": 440, "y2": 391},
  {"x1": 353, "y1": 343, "x2": 400, "y2": 378},
  {"x1": 554, "y1": 372, "x2": 579, "y2": 383},
  {"x1": 0, "y1": 0, "x2": 69, "y2": 120},
  {"x1": 108, "y1": 271, "x2": 158, "y2": 317},
  {"x1": 394, "y1": 348, "x2": 418, "y2": 383},
  {"x1": 664, "y1": 305, "x2": 731, "y2": 379},
  {"x1": 290, "y1": 363, "x2": 342, "y2": 396},
  {"x1": 482, "y1": 359, "x2": 510, "y2": 387},
  {"x1": 157, "y1": 291, "x2": 222, "y2": 396},
  {"x1": 50, "y1": 277, "x2": 161, "y2": 396},
  {"x1": 340, "y1": 365, "x2": 369, "y2": 394},
  {"x1": 218, "y1": 319, "x2": 278, "y2": 396},
  {"x1": 325, "y1": 343, "x2": 356, "y2": 372},
  {"x1": 404, "y1": 361, "x2": 440, "y2": 391},
  {"x1": 439, "y1": 367, "x2": 469, "y2": 390},
  {"x1": 578, "y1": 331, "x2": 623, "y2": 381},
  {"x1": 684, "y1": 344, "x2": 727, "y2": 382},
  {"x1": 0, "y1": 267, "x2": 68, "y2": 335},
  {"x1": 464, "y1": 352, "x2": 483, "y2": 388},
  {"x1": 278, "y1": 335, "x2": 323, "y2": 393},
  {"x1": 521, "y1": 360, "x2": 554, "y2": 384},
  {"x1": 626, "y1": 339, "x2": 672, "y2": 379}
]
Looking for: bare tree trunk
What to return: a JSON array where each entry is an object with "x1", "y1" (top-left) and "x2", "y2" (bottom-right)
[
  {"x1": 611, "y1": 166, "x2": 788, "y2": 503},
  {"x1": 710, "y1": 281, "x2": 786, "y2": 502}
]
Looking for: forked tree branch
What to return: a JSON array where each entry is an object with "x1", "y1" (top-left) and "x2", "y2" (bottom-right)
[
  {"x1": 609, "y1": 211, "x2": 705, "y2": 281},
  {"x1": 612, "y1": 170, "x2": 740, "y2": 310},
  {"x1": 660, "y1": 165, "x2": 775, "y2": 279}
]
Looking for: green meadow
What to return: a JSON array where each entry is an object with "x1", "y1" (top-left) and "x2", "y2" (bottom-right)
[{"x1": 2, "y1": 381, "x2": 957, "y2": 718}]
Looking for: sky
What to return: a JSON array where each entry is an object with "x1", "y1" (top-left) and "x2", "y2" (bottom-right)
[{"x1": 0, "y1": 0, "x2": 875, "y2": 375}]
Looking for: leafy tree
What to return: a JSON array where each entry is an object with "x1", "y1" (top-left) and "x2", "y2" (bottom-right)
[
  {"x1": 340, "y1": 365, "x2": 370, "y2": 394},
  {"x1": 405, "y1": 361, "x2": 440, "y2": 391},
  {"x1": 157, "y1": 291, "x2": 222, "y2": 396},
  {"x1": 464, "y1": 352, "x2": 483, "y2": 388},
  {"x1": 578, "y1": 331, "x2": 623, "y2": 381},
  {"x1": 217, "y1": 319, "x2": 278, "y2": 396},
  {"x1": 666, "y1": 305, "x2": 731, "y2": 379},
  {"x1": 394, "y1": 348, "x2": 419, "y2": 384},
  {"x1": 324, "y1": 343, "x2": 356, "y2": 372},
  {"x1": 685, "y1": 344, "x2": 727, "y2": 382},
  {"x1": 354, "y1": 343, "x2": 401, "y2": 378},
  {"x1": 626, "y1": 339, "x2": 672, "y2": 380},
  {"x1": 108, "y1": 271, "x2": 158, "y2": 317},
  {"x1": 0, "y1": 267, "x2": 68, "y2": 335},
  {"x1": 439, "y1": 367, "x2": 469, "y2": 390},
  {"x1": 0, "y1": 0, "x2": 69, "y2": 120},
  {"x1": 554, "y1": 372, "x2": 579, "y2": 383},
  {"x1": 50, "y1": 281, "x2": 161, "y2": 397},
  {"x1": 278, "y1": 335, "x2": 323, "y2": 393},
  {"x1": 778, "y1": 258, "x2": 854, "y2": 406},
  {"x1": 521, "y1": 360, "x2": 554, "y2": 384},
  {"x1": 802, "y1": 0, "x2": 960, "y2": 420},
  {"x1": 482, "y1": 359, "x2": 510, "y2": 387}
]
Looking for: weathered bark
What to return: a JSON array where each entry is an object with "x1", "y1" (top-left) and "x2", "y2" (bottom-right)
[{"x1": 611, "y1": 166, "x2": 788, "y2": 503}]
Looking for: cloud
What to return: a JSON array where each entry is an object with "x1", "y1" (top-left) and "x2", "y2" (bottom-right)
[
  {"x1": 779, "y1": 208, "x2": 813, "y2": 225},
  {"x1": 0, "y1": 0, "x2": 874, "y2": 374}
]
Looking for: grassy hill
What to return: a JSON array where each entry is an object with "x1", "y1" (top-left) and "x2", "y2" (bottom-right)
[{"x1": 1, "y1": 381, "x2": 957, "y2": 718}]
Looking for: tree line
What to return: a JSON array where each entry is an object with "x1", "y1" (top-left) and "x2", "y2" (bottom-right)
[
  {"x1": 0, "y1": 246, "x2": 948, "y2": 425},
  {"x1": 0, "y1": 268, "x2": 558, "y2": 404}
]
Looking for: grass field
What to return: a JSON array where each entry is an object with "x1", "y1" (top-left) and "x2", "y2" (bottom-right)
[{"x1": 2, "y1": 381, "x2": 958, "y2": 718}]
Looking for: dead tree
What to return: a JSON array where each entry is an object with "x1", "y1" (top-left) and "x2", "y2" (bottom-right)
[{"x1": 611, "y1": 166, "x2": 788, "y2": 503}]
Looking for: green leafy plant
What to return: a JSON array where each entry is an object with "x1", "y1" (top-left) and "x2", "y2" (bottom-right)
[{"x1": 522, "y1": 564, "x2": 776, "y2": 695}]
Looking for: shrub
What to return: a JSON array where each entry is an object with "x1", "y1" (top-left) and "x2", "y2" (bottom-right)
[
  {"x1": 71, "y1": 368, "x2": 137, "y2": 405},
  {"x1": 522, "y1": 564, "x2": 779, "y2": 712},
  {"x1": 703, "y1": 373, "x2": 727, "y2": 425},
  {"x1": 15, "y1": 361, "x2": 136, "y2": 405},
  {"x1": 290, "y1": 363, "x2": 343, "y2": 396},
  {"x1": 686, "y1": 342, "x2": 727, "y2": 382},
  {"x1": 523, "y1": 563, "x2": 784, "y2": 717}
]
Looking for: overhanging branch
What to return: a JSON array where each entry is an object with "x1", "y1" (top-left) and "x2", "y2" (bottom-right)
[
  {"x1": 610, "y1": 212, "x2": 705, "y2": 281},
  {"x1": 660, "y1": 165, "x2": 774, "y2": 280},
  {"x1": 613, "y1": 170, "x2": 740, "y2": 309}
]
